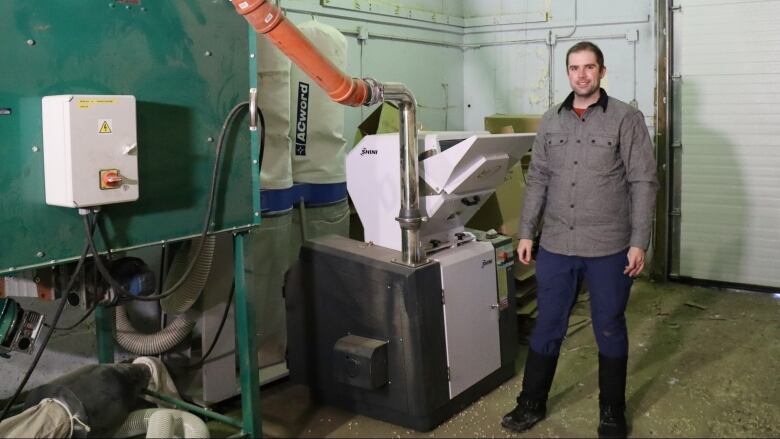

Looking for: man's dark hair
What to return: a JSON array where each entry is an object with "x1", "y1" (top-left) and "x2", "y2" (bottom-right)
[{"x1": 566, "y1": 41, "x2": 604, "y2": 69}]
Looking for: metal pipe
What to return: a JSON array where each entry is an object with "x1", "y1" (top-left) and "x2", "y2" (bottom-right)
[
  {"x1": 282, "y1": 6, "x2": 463, "y2": 36},
  {"x1": 230, "y1": 0, "x2": 370, "y2": 106},
  {"x1": 142, "y1": 389, "x2": 244, "y2": 430},
  {"x1": 230, "y1": 0, "x2": 425, "y2": 266},
  {"x1": 382, "y1": 83, "x2": 425, "y2": 265}
]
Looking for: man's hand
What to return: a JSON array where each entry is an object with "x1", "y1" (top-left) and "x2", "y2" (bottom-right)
[
  {"x1": 624, "y1": 247, "x2": 645, "y2": 277},
  {"x1": 517, "y1": 238, "x2": 534, "y2": 265}
]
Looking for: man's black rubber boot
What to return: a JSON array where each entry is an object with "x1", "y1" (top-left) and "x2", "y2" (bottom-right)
[
  {"x1": 598, "y1": 402, "x2": 627, "y2": 438},
  {"x1": 597, "y1": 353, "x2": 629, "y2": 438},
  {"x1": 501, "y1": 349, "x2": 559, "y2": 432},
  {"x1": 501, "y1": 398, "x2": 546, "y2": 432}
]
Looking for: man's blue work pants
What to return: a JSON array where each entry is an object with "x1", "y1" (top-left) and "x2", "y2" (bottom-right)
[{"x1": 529, "y1": 247, "x2": 634, "y2": 359}]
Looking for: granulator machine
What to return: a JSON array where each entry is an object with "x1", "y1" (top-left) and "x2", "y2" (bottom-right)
[{"x1": 285, "y1": 130, "x2": 534, "y2": 430}]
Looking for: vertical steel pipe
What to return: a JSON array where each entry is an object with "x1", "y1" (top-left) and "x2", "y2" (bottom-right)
[{"x1": 382, "y1": 83, "x2": 425, "y2": 265}]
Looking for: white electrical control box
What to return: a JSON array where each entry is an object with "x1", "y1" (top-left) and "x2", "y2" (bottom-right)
[{"x1": 42, "y1": 94, "x2": 139, "y2": 207}]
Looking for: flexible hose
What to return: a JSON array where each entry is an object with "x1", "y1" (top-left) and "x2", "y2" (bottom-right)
[
  {"x1": 160, "y1": 236, "x2": 216, "y2": 314},
  {"x1": 115, "y1": 310, "x2": 196, "y2": 356},
  {"x1": 113, "y1": 408, "x2": 209, "y2": 438},
  {"x1": 114, "y1": 236, "x2": 215, "y2": 355},
  {"x1": 146, "y1": 411, "x2": 174, "y2": 438}
]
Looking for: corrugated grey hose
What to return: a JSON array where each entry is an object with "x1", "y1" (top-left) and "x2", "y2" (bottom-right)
[
  {"x1": 115, "y1": 236, "x2": 216, "y2": 355},
  {"x1": 112, "y1": 408, "x2": 210, "y2": 438}
]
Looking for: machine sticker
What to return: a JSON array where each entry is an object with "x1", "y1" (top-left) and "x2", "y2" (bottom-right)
[
  {"x1": 295, "y1": 82, "x2": 310, "y2": 156},
  {"x1": 98, "y1": 119, "x2": 113, "y2": 134},
  {"x1": 78, "y1": 98, "x2": 116, "y2": 109}
]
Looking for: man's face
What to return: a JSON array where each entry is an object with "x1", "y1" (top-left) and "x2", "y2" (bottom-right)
[{"x1": 566, "y1": 50, "x2": 606, "y2": 99}]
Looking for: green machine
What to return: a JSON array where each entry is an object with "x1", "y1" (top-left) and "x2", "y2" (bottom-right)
[{"x1": 0, "y1": 1, "x2": 263, "y2": 435}]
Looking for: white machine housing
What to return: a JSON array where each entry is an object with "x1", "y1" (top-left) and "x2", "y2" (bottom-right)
[
  {"x1": 42, "y1": 94, "x2": 139, "y2": 207},
  {"x1": 347, "y1": 131, "x2": 534, "y2": 399},
  {"x1": 347, "y1": 131, "x2": 535, "y2": 254}
]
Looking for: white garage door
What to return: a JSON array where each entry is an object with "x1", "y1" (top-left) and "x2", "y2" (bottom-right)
[{"x1": 673, "y1": 0, "x2": 780, "y2": 288}]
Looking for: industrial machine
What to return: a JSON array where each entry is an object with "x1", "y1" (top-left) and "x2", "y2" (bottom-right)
[
  {"x1": 0, "y1": 3, "x2": 265, "y2": 435},
  {"x1": 286, "y1": 131, "x2": 534, "y2": 430},
  {"x1": 2, "y1": 0, "x2": 535, "y2": 436}
]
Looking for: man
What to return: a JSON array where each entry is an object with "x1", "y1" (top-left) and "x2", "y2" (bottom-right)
[{"x1": 501, "y1": 41, "x2": 658, "y2": 438}]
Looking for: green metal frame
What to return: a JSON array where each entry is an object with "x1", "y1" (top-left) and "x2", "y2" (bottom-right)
[
  {"x1": 142, "y1": 389, "x2": 244, "y2": 430},
  {"x1": 94, "y1": 230, "x2": 264, "y2": 437},
  {"x1": 0, "y1": 1, "x2": 261, "y2": 274},
  {"x1": 0, "y1": 3, "x2": 268, "y2": 436},
  {"x1": 94, "y1": 305, "x2": 114, "y2": 364},
  {"x1": 233, "y1": 232, "x2": 263, "y2": 437}
]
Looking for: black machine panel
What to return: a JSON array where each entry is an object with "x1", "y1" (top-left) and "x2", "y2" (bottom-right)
[{"x1": 286, "y1": 235, "x2": 518, "y2": 431}]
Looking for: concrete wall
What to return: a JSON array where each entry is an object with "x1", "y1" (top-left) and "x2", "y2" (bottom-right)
[
  {"x1": 462, "y1": 0, "x2": 657, "y2": 131},
  {"x1": 280, "y1": 0, "x2": 657, "y2": 135}
]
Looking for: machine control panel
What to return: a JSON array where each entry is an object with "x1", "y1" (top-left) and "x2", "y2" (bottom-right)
[
  {"x1": 42, "y1": 95, "x2": 139, "y2": 207},
  {"x1": 468, "y1": 228, "x2": 515, "y2": 310}
]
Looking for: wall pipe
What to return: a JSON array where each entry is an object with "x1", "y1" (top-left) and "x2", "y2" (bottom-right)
[
  {"x1": 282, "y1": 6, "x2": 464, "y2": 36},
  {"x1": 285, "y1": 3, "x2": 648, "y2": 36},
  {"x1": 230, "y1": 0, "x2": 426, "y2": 266}
]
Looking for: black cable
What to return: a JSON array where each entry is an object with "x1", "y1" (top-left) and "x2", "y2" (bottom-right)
[
  {"x1": 1, "y1": 102, "x2": 259, "y2": 418},
  {"x1": 43, "y1": 215, "x2": 99, "y2": 331},
  {"x1": 84, "y1": 102, "x2": 250, "y2": 302},
  {"x1": 186, "y1": 282, "x2": 235, "y2": 370},
  {"x1": 257, "y1": 105, "x2": 266, "y2": 173},
  {"x1": 0, "y1": 210, "x2": 95, "y2": 422},
  {"x1": 48, "y1": 304, "x2": 97, "y2": 332}
]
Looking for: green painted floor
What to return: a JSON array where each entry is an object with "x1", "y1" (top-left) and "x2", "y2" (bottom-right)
[{"x1": 214, "y1": 279, "x2": 780, "y2": 438}]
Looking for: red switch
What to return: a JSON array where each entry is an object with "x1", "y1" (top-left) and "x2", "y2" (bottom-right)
[{"x1": 100, "y1": 169, "x2": 123, "y2": 189}]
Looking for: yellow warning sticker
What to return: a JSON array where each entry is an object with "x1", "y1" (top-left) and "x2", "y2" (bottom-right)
[
  {"x1": 78, "y1": 98, "x2": 116, "y2": 109},
  {"x1": 98, "y1": 119, "x2": 113, "y2": 134}
]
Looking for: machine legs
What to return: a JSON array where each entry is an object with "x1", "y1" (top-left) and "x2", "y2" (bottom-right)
[
  {"x1": 233, "y1": 232, "x2": 263, "y2": 437},
  {"x1": 95, "y1": 305, "x2": 114, "y2": 364}
]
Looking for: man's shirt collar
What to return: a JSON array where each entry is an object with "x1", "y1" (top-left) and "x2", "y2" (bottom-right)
[{"x1": 558, "y1": 88, "x2": 609, "y2": 113}]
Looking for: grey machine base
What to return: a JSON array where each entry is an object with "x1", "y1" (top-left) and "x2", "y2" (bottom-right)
[{"x1": 286, "y1": 235, "x2": 518, "y2": 431}]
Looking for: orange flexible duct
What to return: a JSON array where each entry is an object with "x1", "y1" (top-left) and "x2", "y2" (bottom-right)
[{"x1": 231, "y1": 0, "x2": 370, "y2": 107}]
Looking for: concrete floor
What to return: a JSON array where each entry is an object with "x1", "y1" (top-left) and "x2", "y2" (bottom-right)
[{"x1": 215, "y1": 279, "x2": 780, "y2": 438}]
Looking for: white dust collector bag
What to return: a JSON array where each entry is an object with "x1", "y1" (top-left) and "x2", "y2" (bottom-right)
[
  {"x1": 289, "y1": 20, "x2": 348, "y2": 184},
  {"x1": 257, "y1": 33, "x2": 293, "y2": 190}
]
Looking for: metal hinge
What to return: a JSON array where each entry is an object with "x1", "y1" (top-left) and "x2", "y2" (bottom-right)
[
  {"x1": 446, "y1": 367, "x2": 451, "y2": 381},
  {"x1": 671, "y1": 142, "x2": 683, "y2": 150},
  {"x1": 670, "y1": 208, "x2": 681, "y2": 217},
  {"x1": 671, "y1": 74, "x2": 682, "y2": 81},
  {"x1": 441, "y1": 289, "x2": 445, "y2": 305}
]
